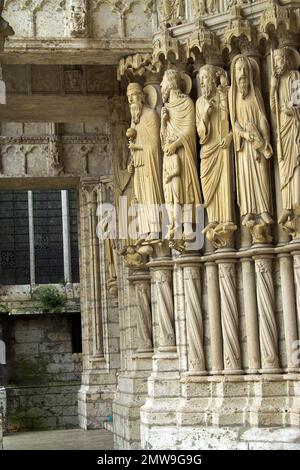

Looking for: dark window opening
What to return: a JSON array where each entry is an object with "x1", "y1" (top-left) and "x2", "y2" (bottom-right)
[{"x1": 71, "y1": 314, "x2": 82, "y2": 353}]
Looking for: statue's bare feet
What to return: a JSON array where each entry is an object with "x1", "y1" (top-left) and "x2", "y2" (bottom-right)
[
  {"x1": 261, "y1": 212, "x2": 273, "y2": 225},
  {"x1": 278, "y1": 209, "x2": 292, "y2": 225},
  {"x1": 242, "y1": 213, "x2": 254, "y2": 226}
]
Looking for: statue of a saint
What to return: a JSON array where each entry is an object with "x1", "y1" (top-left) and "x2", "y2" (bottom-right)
[
  {"x1": 229, "y1": 55, "x2": 273, "y2": 244},
  {"x1": 270, "y1": 47, "x2": 300, "y2": 239},
  {"x1": 69, "y1": 0, "x2": 87, "y2": 37},
  {"x1": 196, "y1": 65, "x2": 236, "y2": 248},
  {"x1": 161, "y1": 0, "x2": 185, "y2": 26},
  {"x1": 160, "y1": 69, "x2": 202, "y2": 251},
  {"x1": 126, "y1": 82, "x2": 163, "y2": 243}
]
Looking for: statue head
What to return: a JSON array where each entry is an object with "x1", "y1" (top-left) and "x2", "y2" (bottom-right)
[
  {"x1": 234, "y1": 56, "x2": 250, "y2": 99},
  {"x1": 161, "y1": 69, "x2": 181, "y2": 103},
  {"x1": 273, "y1": 48, "x2": 297, "y2": 76},
  {"x1": 127, "y1": 82, "x2": 144, "y2": 124},
  {"x1": 199, "y1": 65, "x2": 218, "y2": 99}
]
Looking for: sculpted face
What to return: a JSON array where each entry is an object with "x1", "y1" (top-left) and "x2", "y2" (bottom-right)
[
  {"x1": 235, "y1": 58, "x2": 250, "y2": 98},
  {"x1": 127, "y1": 90, "x2": 143, "y2": 124},
  {"x1": 200, "y1": 68, "x2": 216, "y2": 99},
  {"x1": 274, "y1": 51, "x2": 288, "y2": 76}
]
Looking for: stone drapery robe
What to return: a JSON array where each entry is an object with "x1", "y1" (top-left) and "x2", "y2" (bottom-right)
[
  {"x1": 131, "y1": 105, "x2": 163, "y2": 235},
  {"x1": 196, "y1": 91, "x2": 233, "y2": 224},
  {"x1": 229, "y1": 85, "x2": 272, "y2": 218},
  {"x1": 270, "y1": 71, "x2": 300, "y2": 213},
  {"x1": 163, "y1": 94, "x2": 202, "y2": 221}
]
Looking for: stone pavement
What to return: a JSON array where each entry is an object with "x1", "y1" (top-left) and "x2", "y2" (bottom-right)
[{"x1": 3, "y1": 429, "x2": 114, "y2": 450}]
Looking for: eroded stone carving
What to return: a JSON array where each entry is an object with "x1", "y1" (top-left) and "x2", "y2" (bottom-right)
[
  {"x1": 196, "y1": 64, "x2": 236, "y2": 248},
  {"x1": 126, "y1": 82, "x2": 163, "y2": 244},
  {"x1": 270, "y1": 47, "x2": 300, "y2": 240},
  {"x1": 160, "y1": 68, "x2": 202, "y2": 252},
  {"x1": 229, "y1": 55, "x2": 273, "y2": 244},
  {"x1": 159, "y1": 0, "x2": 185, "y2": 27},
  {"x1": 68, "y1": 0, "x2": 87, "y2": 37}
]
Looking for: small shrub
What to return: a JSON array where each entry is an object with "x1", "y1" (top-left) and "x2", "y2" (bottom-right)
[{"x1": 33, "y1": 286, "x2": 67, "y2": 313}]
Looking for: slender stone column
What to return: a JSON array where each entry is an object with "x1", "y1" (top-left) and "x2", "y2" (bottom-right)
[
  {"x1": 27, "y1": 191, "x2": 36, "y2": 285},
  {"x1": 205, "y1": 261, "x2": 223, "y2": 374},
  {"x1": 241, "y1": 258, "x2": 260, "y2": 373},
  {"x1": 182, "y1": 263, "x2": 206, "y2": 374},
  {"x1": 254, "y1": 255, "x2": 281, "y2": 373},
  {"x1": 278, "y1": 254, "x2": 298, "y2": 372},
  {"x1": 217, "y1": 260, "x2": 242, "y2": 374},
  {"x1": 81, "y1": 181, "x2": 103, "y2": 358},
  {"x1": 292, "y1": 251, "x2": 300, "y2": 339},
  {"x1": 129, "y1": 271, "x2": 153, "y2": 353},
  {"x1": 61, "y1": 190, "x2": 72, "y2": 285},
  {"x1": 151, "y1": 260, "x2": 176, "y2": 353}
]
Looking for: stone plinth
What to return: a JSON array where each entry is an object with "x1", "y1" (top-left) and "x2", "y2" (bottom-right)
[
  {"x1": 113, "y1": 352, "x2": 153, "y2": 450},
  {"x1": 140, "y1": 351, "x2": 180, "y2": 449}
]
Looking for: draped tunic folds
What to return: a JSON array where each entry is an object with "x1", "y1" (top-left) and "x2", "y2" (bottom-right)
[
  {"x1": 164, "y1": 94, "x2": 202, "y2": 212},
  {"x1": 229, "y1": 86, "x2": 272, "y2": 217},
  {"x1": 131, "y1": 106, "x2": 163, "y2": 235},
  {"x1": 196, "y1": 92, "x2": 233, "y2": 223},
  {"x1": 270, "y1": 71, "x2": 300, "y2": 212}
]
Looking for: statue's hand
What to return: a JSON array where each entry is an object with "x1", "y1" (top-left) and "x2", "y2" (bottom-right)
[
  {"x1": 128, "y1": 142, "x2": 140, "y2": 151},
  {"x1": 271, "y1": 74, "x2": 279, "y2": 91},
  {"x1": 165, "y1": 142, "x2": 177, "y2": 156},
  {"x1": 281, "y1": 102, "x2": 293, "y2": 117},
  {"x1": 128, "y1": 162, "x2": 134, "y2": 175}
]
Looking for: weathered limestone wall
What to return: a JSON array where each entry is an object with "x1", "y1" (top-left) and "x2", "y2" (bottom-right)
[{"x1": 1, "y1": 313, "x2": 82, "y2": 431}]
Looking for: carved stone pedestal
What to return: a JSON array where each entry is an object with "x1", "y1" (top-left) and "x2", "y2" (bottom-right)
[
  {"x1": 140, "y1": 352, "x2": 180, "y2": 450},
  {"x1": 113, "y1": 352, "x2": 153, "y2": 450}
]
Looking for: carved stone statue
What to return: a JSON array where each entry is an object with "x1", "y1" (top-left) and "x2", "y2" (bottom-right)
[
  {"x1": 126, "y1": 82, "x2": 163, "y2": 243},
  {"x1": 161, "y1": 0, "x2": 185, "y2": 26},
  {"x1": 192, "y1": 0, "x2": 206, "y2": 16},
  {"x1": 229, "y1": 55, "x2": 273, "y2": 244},
  {"x1": 270, "y1": 47, "x2": 300, "y2": 239},
  {"x1": 69, "y1": 0, "x2": 87, "y2": 37},
  {"x1": 196, "y1": 65, "x2": 236, "y2": 248},
  {"x1": 161, "y1": 69, "x2": 202, "y2": 251}
]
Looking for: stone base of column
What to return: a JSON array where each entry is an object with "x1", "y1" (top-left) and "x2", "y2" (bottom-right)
[
  {"x1": 140, "y1": 351, "x2": 180, "y2": 449},
  {"x1": 78, "y1": 357, "x2": 117, "y2": 430},
  {"x1": 0, "y1": 387, "x2": 6, "y2": 434},
  {"x1": 140, "y1": 374, "x2": 300, "y2": 449},
  {"x1": 112, "y1": 352, "x2": 153, "y2": 450},
  {"x1": 248, "y1": 374, "x2": 300, "y2": 427}
]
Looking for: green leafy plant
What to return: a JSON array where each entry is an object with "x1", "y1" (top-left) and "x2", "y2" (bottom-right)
[
  {"x1": 32, "y1": 286, "x2": 67, "y2": 313},
  {"x1": 0, "y1": 303, "x2": 9, "y2": 314}
]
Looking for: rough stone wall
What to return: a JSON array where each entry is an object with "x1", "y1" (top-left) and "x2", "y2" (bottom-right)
[{"x1": 2, "y1": 314, "x2": 82, "y2": 430}]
